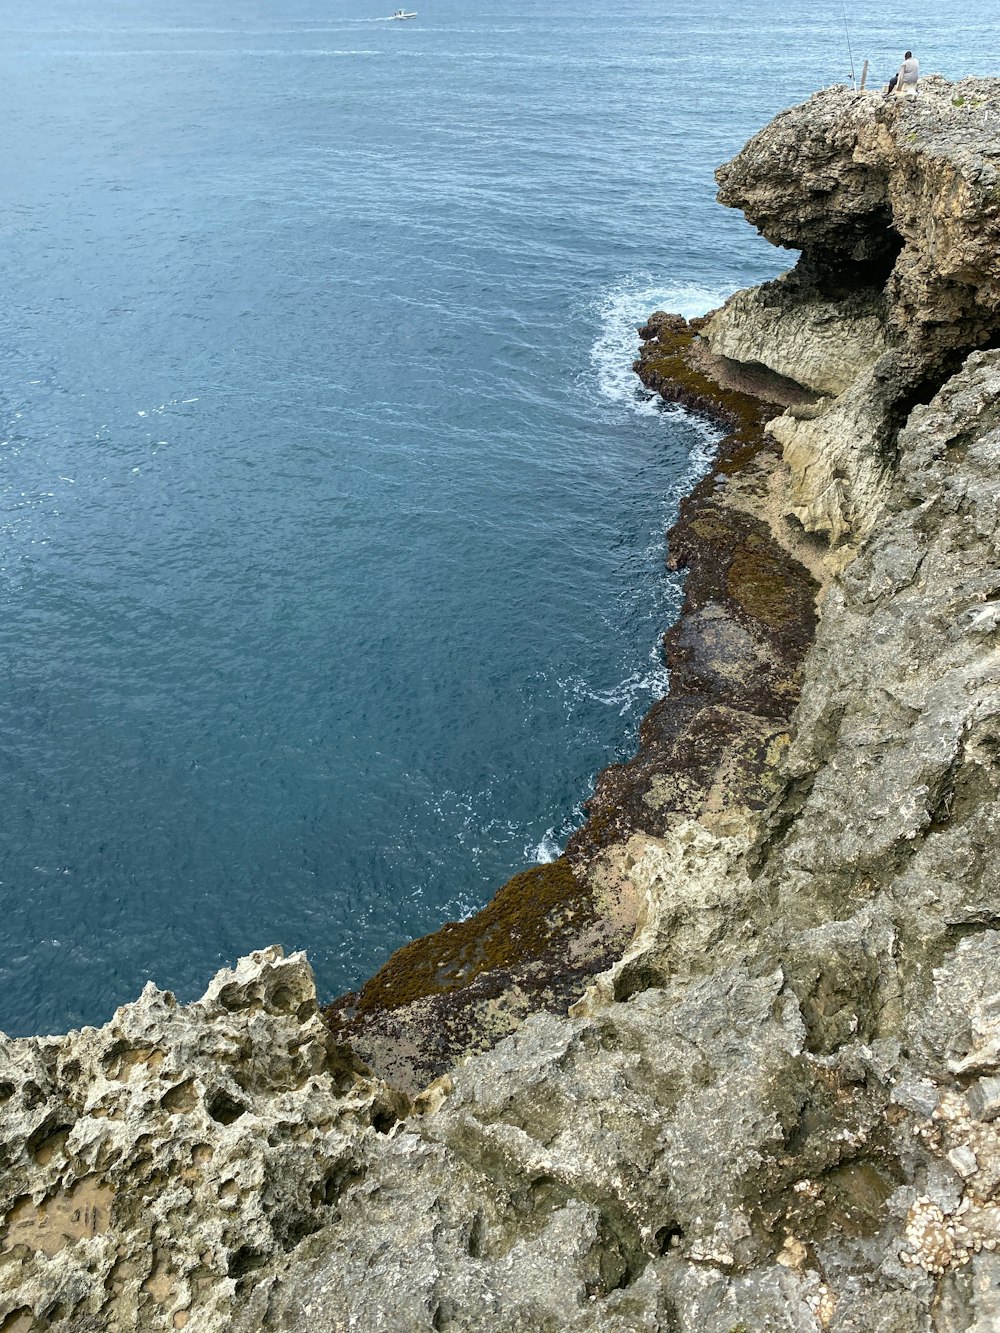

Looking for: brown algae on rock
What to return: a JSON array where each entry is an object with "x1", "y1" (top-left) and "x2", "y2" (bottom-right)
[{"x1": 329, "y1": 857, "x2": 587, "y2": 1018}]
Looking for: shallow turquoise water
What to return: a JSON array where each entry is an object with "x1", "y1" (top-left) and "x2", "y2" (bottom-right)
[{"x1": 1, "y1": 0, "x2": 995, "y2": 1034}]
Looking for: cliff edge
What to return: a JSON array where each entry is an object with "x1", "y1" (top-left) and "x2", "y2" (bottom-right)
[{"x1": 3, "y1": 79, "x2": 1000, "y2": 1332}]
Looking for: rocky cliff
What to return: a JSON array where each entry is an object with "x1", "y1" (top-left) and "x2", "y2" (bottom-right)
[{"x1": 4, "y1": 78, "x2": 1000, "y2": 1332}]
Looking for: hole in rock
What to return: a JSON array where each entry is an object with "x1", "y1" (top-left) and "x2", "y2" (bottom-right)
[
  {"x1": 227, "y1": 1246, "x2": 263, "y2": 1280},
  {"x1": 267, "y1": 984, "x2": 297, "y2": 1014},
  {"x1": 205, "y1": 1090, "x2": 246, "y2": 1125},
  {"x1": 654, "y1": 1223, "x2": 684, "y2": 1254},
  {"x1": 0, "y1": 1308, "x2": 37, "y2": 1333},
  {"x1": 527, "y1": 1174, "x2": 560, "y2": 1212},
  {"x1": 466, "y1": 1212, "x2": 485, "y2": 1259},
  {"x1": 25, "y1": 1119, "x2": 72, "y2": 1164},
  {"x1": 372, "y1": 1107, "x2": 397, "y2": 1134},
  {"x1": 23, "y1": 1082, "x2": 44, "y2": 1111},
  {"x1": 218, "y1": 985, "x2": 240, "y2": 1010},
  {"x1": 278, "y1": 1210, "x2": 325, "y2": 1252},
  {"x1": 321, "y1": 1174, "x2": 339, "y2": 1207},
  {"x1": 612, "y1": 961, "x2": 665, "y2": 1005},
  {"x1": 161, "y1": 1081, "x2": 199, "y2": 1115},
  {"x1": 314, "y1": 1166, "x2": 364, "y2": 1211},
  {"x1": 797, "y1": 219, "x2": 903, "y2": 298}
]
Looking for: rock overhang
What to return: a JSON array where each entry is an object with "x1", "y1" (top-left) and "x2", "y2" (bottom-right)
[{"x1": 716, "y1": 79, "x2": 1000, "y2": 359}]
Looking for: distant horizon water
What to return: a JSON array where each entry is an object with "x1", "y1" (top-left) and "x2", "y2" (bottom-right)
[{"x1": 1, "y1": 0, "x2": 996, "y2": 1036}]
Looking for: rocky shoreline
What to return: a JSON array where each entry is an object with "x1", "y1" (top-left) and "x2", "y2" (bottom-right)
[
  {"x1": 4, "y1": 77, "x2": 1000, "y2": 1331},
  {"x1": 324, "y1": 311, "x2": 823, "y2": 1094}
]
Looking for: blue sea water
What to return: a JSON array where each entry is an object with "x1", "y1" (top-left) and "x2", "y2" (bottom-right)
[{"x1": 1, "y1": 0, "x2": 996, "y2": 1036}]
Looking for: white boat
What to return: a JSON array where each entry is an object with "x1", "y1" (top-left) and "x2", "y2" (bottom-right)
[{"x1": 391, "y1": 9, "x2": 417, "y2": 17}]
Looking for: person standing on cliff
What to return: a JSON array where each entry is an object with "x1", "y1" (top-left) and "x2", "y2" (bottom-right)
[{"x1": 888, "y1": 50, "x2": 919, "y2": 94}]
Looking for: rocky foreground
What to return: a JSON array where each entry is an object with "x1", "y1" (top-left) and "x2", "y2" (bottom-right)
[{"x1": 4, "y1": 78, "x2": 1000, "y2": 1331}]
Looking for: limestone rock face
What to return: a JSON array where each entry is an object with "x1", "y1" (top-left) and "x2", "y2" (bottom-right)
[
  {"x1": 704, "y1": 283, "x2": 888, "y2": 398},
  {"x1": 765, "y1": 349, "x2": 916, "y2": 548},
  {"x1": 766, "y1": 348, "x2": 1000, "y2": 930},
  {"x1": 710, "y1": 78, "x2": 1000, "y2": 551}
]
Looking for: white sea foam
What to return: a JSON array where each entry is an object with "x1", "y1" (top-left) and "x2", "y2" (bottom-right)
[
  {"x1": 532, "y1": 829, "x2": 562, "y2": 863},
  {"x1": 593, "y1": 276, "x2": 731, "y2": 499},
  {"x1": 589, "y1": 277, "x2": 735, "y2": 418},
  {"x1": 557, "y1": 650, "x2": 671, "y2": 721},
  {"x1": 132, "y1": 396, "x2": 200, "y2": 419},
  {"x1": 420, "y1": 782, "x2": 585, "y2": 882},
  {"x1": 569, "y1": 281, "x2": 737, "y2": 798}
]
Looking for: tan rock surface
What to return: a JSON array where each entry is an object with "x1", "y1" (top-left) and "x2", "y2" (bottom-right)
[{"x1": 704, "y1": 285, "x2": 888, "y2": 398}]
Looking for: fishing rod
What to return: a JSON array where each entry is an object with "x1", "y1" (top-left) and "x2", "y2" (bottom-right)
[{"x1": 841, "y1": 0, "x2": 857, "y2": 88}]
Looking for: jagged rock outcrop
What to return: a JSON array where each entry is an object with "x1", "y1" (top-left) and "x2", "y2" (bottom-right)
[
  {"x1": 764, "y1": 349, "x2": 1000, "y2": 937},
  {"x1": 4, "y1": 80, "x2": 1000, "y2": 1333},
  {"x1": 715, "y1": 78, "x2": 1000, "y2": 357},
  {"x1": 708, "y1": 78, "x2": 1000, "y2": 553},
  {"x1": 0, "y1": 949, "x2": 406, "y2": 1331}
]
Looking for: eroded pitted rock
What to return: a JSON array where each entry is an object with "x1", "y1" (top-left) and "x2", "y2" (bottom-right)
[{"x1": 0, "y1": 948, "x2": 405, "y2": 1331}]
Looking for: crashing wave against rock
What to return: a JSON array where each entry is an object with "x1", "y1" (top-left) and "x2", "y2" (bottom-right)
[{"x1": 4, "y1": 78, "x2": 1000, "y2": 1331}]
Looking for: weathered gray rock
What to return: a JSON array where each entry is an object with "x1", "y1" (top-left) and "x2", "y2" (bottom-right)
[
  {"x1": 764, "y1": 349, "x2": 1000, "y2": 939},
  {"x1": 967, "y1": 1080, "x2": 1000, "y2": 1124}
]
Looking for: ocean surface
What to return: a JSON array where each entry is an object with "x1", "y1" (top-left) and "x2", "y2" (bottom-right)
[{"x1": 1, "y1": 0, "x2": 995, "y2": 1036}]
